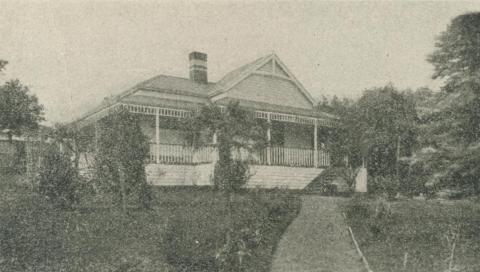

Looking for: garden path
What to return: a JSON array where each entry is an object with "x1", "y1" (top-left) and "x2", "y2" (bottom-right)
[{"x1": 270, "y1": 196, "x2": 364, "y2": 272}]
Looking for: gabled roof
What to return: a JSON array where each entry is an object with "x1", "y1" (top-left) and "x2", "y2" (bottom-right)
[
  {"x1": 73, "y1": 52, "x2": 327, "y2": 125},
  {"x1": 209, "y1": 53, "x2": 317, "y2": 106}
]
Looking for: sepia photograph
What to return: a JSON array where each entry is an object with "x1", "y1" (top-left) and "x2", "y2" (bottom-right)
[{"x1": 0, "y1": 1, "x2": 480, "y2": 271}]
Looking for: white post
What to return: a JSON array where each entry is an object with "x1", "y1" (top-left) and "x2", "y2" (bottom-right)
[
  {"x1": 267, "y1": 113, "x2": 271, "y2": 165},
  {"x1": 212, "y1": 132, "x2": 218, "y2": 163},
  {"x1": 212, "y1": 132, "x2": 217, "y2": 144},
  {"x1": 155, "y1": 109, "x2": 160, "y2": 164},
  {"x1": 314, "y1": 119, "x2": 318, "y2": 168}
]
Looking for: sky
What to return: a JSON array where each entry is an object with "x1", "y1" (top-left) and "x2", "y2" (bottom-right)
[{"x1": 1, "y1": 1, "x2": 479, "y2": 124}]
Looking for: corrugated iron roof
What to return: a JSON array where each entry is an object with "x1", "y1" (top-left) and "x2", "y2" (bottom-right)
[
  {"x1": 215, "y1": 97, "x2": 337, "y2": 119},
  {"x1": 135, "y1": 74, "x2": 215, "y2": 97}
]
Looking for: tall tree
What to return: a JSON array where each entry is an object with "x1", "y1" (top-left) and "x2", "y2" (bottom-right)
[
  {"x1": 182, "y1": 102, "x2": 267, "y2": 271},
  {"x1": 428, "y1": 12, "x2": 480, "y2": 94},
  {"x1": 425, "y1": 12, "x2": 480, "y2": 194},
  {"x1": 353, "y1": 85, "x2": 418, "y2": 177},
  {"x1": 183, "y1": 102, "x2": 267, "y2": 192},
  {"x1": 316, "y1": 95, "x2": 361, "y2": 168},
  {"x1": 0, "y1": 79, "x2": 44, "y2": 141},
  {"x1": 94, "y1": 109, "x2": 152, "y2": 212}
]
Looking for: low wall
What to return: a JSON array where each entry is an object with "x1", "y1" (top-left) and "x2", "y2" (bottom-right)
[
  {"x1": 145, "y1": 163, "x2": 215, "y2": 186},
  {"x1": 146, "y1": 164, "x2": 324, "y2": 189}
]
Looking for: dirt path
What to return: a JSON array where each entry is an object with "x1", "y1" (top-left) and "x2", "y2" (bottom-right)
[{"x1": 270, "y1": 196, "x2": 364, "y2": 272}]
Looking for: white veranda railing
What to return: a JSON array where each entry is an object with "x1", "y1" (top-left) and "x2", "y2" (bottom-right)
[
  {"x1": 149, "y1": 144, "x2": 330, "y2": 167},
  {"x1": 149, "y1": 143, "x2": 217, "y2": 164},
  {"x1": 244, "y1": 146, "x2": 330, "y2": 167}
]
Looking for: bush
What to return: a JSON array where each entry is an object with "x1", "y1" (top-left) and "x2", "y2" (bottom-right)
[
  {"x1": 213, "y1": 160, "x2": 249, "y2": 192},
  {"x1": 368, "y1": 175, "x2": 399, "y2": 198},
  {"x1": 37, "y1": 144, "x2": 78, "y2": 208},
  {"x1": 343, "y1": 195, "x2": 371, "y2": 223},
  {"x1": 162, "y1": 212, "x2": 223, "y2": 271},
  {"x1": 342, "y1": 195, "x2": 395, "y2": 242},
  {"x1": 161, "y1": 189, "x2": 301, "y2": 272}
]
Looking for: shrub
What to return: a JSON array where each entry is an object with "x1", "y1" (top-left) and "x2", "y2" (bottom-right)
[
  {"x1": 37, "y1": 144, "x2": 78, "y2": 208},
  {"x1": 369, "y1": 175, "x2": 399, "y2": 198},
  {"x1": 213, "y1": 160, "x2": 249, "y2": 192},
  {"x1": 343, "y1": 195, "x2": 371, "y2": 224},
  {"x1": 160, "y1": 189, "x2": 301, "y2": 272},
  {"x1": 215, "y1": 227, "x2": 263, "y2": 272},
  {"x1": 162, "y1": 214, "x2": 222, "y2": 271},
  {"x1": 342, "y1": 195, "x2": 395, "y2": 241}
]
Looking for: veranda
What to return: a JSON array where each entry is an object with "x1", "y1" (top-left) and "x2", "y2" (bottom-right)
[{"x1": 78, "y1": 103, "x2": 333, "y2": 168}]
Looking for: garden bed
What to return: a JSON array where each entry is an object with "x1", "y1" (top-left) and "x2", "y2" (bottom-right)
[{"x1": 0, "y1": 176, "x2": 301, "y2": 271}]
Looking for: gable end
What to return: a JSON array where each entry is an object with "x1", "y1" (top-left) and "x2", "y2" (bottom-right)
[{"x1": 211, "y1": 54, "x2": 316, "y2": 108}]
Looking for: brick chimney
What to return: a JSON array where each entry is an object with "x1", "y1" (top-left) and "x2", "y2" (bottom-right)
[{"x1": 189, "y1": 51, "x2": 208, "y2": 84}]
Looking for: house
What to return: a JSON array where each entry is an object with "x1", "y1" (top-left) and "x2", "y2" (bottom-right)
[{"x1": 74, "y1": 52, "x2": 337, "y2": 189}]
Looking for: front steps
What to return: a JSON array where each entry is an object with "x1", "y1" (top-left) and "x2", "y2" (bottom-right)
[
  {"x1": 246, "y1": 166, "x2": 325, "y2": 189},
  {"x1": 304, "y1": 167, "x2": 352, "y2": 194}
]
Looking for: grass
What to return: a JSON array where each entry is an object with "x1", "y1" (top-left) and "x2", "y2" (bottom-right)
[
  {"x1": 0, "y1": 175, "x2": 301, "y2": 272},
  {"x1": 341, "y1": 195, "x2": 480, "y2": 272}
]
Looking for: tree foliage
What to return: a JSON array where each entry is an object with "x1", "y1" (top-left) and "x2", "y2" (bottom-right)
[
  {"x1": 182, "y1": 102, "x2": 268, "y2": 271},
  {"x1": 317, "y1": 86, "x2": 418, "y2": 178},
  {"x1": 428, "y1": 12, "x2": 480, "y2": 93},
  {"x1": 355, "y1": 85, "x2": 418, "y2": 177},
  {"x1": 0, "y1": 79, "x2": 44, "y2": 140},
  {"x1": 37, "y1": 144, "x2": 78, "y2": 208},
  {"x1": 182, "y1": 102, "x2": 267, "y2": 192},
  {"x1": 93, "y1": 109, "x2": 152, "y2": 211},
  {"x1": 420, "y1": 12, "x2": 480, "y2": 194},
  {"x1": 316, "y1": 95, "x2": 361, "y2": 167},
  {"x1": 50, "y1": 123, "x2": 92, "y2": 173}
]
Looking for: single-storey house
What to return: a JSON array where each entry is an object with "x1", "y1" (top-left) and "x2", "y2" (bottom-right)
[{"x1": 74, "y1": 52, "x2": 337, "y2": 189}]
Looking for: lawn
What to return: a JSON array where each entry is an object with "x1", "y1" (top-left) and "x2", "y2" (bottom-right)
[
  {"x1": 0, "y1": 175, "x2": 301, "y2": 271},
  {"x1": 341, "y1": 195, "x2": 480, "y2": 272}
]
